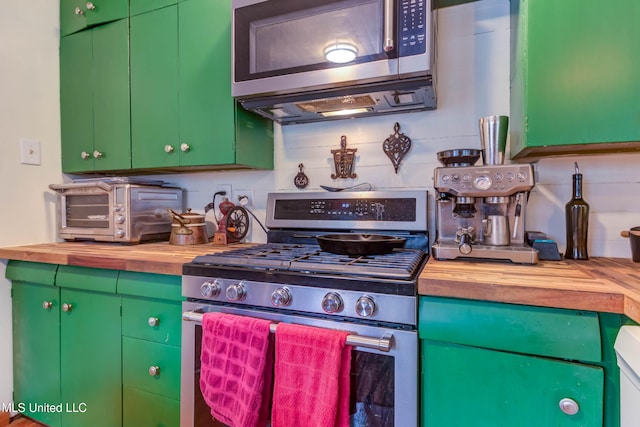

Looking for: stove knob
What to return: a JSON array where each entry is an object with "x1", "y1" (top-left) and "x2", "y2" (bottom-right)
[
  {"x1": 271, "y1": 287, "x2": 292, "y2": 307},
  {"x1": 226, "y1": 282, "x2": 246, "y2": 301},
  {"x1": 322, "y1": 292, "x2": 343, "y2": 314},
  {"x1": 355, "y1": 295, "x2": 376, "y2": 318},
  {"x1": 200, "y1": 280, "x2": 221, "y2": 298}
]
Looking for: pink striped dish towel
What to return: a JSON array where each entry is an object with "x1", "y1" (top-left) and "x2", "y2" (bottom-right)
[
  {"x1": 271, "y1": 323, "x2": 351, "y2": 427},
  {"x1": 199, "y1": 312, "x2": 274, "y2": 427}
]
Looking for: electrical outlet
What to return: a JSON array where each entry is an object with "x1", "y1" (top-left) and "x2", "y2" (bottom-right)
[
  {"x1": 234, "y1": 189, "x2": 255, "y2": 208},
  {"x1": 216, "y1": 184, "x2": 232, "y2": 200},
  {"x1": 20, "y1": 138, "x2": 41, "y2": 165}
]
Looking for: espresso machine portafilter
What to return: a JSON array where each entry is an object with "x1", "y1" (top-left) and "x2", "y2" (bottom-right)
[{"x1": 431, "y1": 115, "x2": 539, "y2": 264}]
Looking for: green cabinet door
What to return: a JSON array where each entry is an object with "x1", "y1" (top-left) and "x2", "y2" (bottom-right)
[
  {"x1": 130, "y1": 0, "x2": 273, "y2": 171},
  {"x1": 60, "y1": 0, "x2": 129, "y2": 37},
  {"x1": 511, "y1": 0, "x2": 640, "y2": 159},
  {"x1": 130, "y1": 6, "x2": 180, "y2": 170},
  {"x1": 12, "y1": 282, "x2": 62, "y2": 427},
  {"x1": 422, "y1": 340, "x2": 604, "y2": 427},
  {"x1": 59, "y1": 288, "x2": 122, "y2": 427},
  {"x1": 60, "y1": 19, "x2": 131, "y2": 173}
]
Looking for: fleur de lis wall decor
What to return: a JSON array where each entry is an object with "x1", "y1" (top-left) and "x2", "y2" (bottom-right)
[
  {"x1": 330, "y1": 135, "x2": 357, "y2": 179},
  {"x1": 383, "y1": 122, "x2": 412, "y2": 174}
]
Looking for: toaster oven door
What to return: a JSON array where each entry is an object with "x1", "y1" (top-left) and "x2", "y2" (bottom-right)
[{"x1": 58, "y1": 188, "x2": 115, "y2": 240}]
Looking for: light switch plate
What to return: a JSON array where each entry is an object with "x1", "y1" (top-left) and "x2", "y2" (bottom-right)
[{"x1": 20, "y1": 138, "x2": 41, "y2": 165}]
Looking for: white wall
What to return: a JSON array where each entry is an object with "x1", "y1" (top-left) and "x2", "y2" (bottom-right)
[
  {"x1": 0, "y1": 0, "x2": 62, "y2": 407},
  {"x1": 1, "y1": 0, "x2": 639, "y2": 407}
]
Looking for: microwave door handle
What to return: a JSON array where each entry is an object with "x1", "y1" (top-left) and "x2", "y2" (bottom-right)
[
  {"x1": 383, "y1": 0, "x2": 394, "y2": 52},
  {"x1": 49, "y1": 181, "x2": 113, "y2": 192}
]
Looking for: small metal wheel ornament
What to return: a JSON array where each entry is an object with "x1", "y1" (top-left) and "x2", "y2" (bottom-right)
[
  {"x1": 331, "y1": 135, "x2": 357, "y2": 179},
  {"x1": 383, "y1": 122, "x2": 412, "y2": 174},
  {"x1": 294, "y1": 163, "x2": 309, "y2": 189},
  {"x1": 225, "y1": 206, "x2": 250, "y2": 243}
]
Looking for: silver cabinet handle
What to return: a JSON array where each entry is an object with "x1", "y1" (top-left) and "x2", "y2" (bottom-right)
[
  {"x1": 62, "y1": 303, "x2": 73, "y2": 312},
  {"x1": 86, "y1": 2, "x2": 95, "y2": 10},
  {"x1": 164, "y1": 145, "x2": 174, "y2": 153},
  {"x1": 559, "y1": 398, "x2": 579, "y2": 415},
  {"x1": 148, "y1": 366, "x2": 160, "y2": 376},
  {"x1": 81, "y1": 151, "x2": 91, "y2": 159},
  {"x1": 180, "y1": 143, "x2": 190, "y2": 152},
  {"x1": 93, "y1": 150, "x2": 103, "y2": 158},
  {"x1": 42, "y1": 301, "x2": 53, "y2": 310},
  {"x1": 148, "y1": 317, "x2": 159, "y2": 327},
  {"x1": 74, "y1": 7, "x2": 84, "y2": 15},
  {"x1": 383, "y1": 0, "x2": 394, "y2": 52}
]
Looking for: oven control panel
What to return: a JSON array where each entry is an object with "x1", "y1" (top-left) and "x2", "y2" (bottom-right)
[
  {"x1": 183, "y1": 275, "x2": 416, "y2": 326},
  {"x1": 265, "y1": 190, "x2": 428, "y2": 232}
]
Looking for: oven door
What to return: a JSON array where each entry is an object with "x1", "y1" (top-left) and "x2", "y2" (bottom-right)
[
  {"x1": 53, "y1": 186, "x2": 115, "y2": 240},
  {"x1": 232, "y1": 0, "x2": 430, "y2": 98},
  {"x1": 181, "y1": 300, "x2": 418, "y2": 427}
]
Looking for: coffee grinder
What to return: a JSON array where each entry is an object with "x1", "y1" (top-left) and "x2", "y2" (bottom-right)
[{"x1": 431, "y1": 115, "x2": 539, "y2": 264}]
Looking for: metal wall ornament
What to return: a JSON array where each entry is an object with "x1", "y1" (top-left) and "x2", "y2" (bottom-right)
[
  {"x1": 383, "y1": 122, "x2": 412, "y2": 173},
  {"x1": 294, "y1": 163, "x2": 309, "y2": 189},
  {"x1": 331, "y1": 135, "x2": 357, "y2": 179}
]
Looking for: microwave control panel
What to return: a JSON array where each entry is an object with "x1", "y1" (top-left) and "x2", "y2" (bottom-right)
[{"x1": 399, "y1": 0, "x2": 427, "y2": 57}]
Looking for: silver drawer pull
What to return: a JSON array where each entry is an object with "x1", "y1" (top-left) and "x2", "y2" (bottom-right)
[
  {"x1": 559, "y1": 398, "x2": 579, "y2": 415},
  {"x1": 148, "y1": 317, "x2": 159, "y2": 327},
  {"x1": 148, "y1": 366, "x2": 160, "y2": 376}
]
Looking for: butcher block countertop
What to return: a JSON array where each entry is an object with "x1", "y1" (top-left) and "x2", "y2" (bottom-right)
[
  {"x1": 0, "y1": 241, "x2": 256, "y2": 276},
  {"x1": 1, "y1": 242, "x2": 640, "y2": 321},
  {"x1": 420, "y1": 257, "x2": 640, "y2": 322}
]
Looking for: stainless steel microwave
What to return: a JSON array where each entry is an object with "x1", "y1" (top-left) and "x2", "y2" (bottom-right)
[
  {"x1": 49, "y1": 179, "x2": 183, "y2": 244},
  {"x1": 232, "y1": 0, "x2": 436, "y2": 124}
]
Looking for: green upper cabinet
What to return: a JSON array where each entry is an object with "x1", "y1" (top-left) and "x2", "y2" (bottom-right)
[
  {"x1": 60, "y1": 0, "x2": 129, "y2": 37},
  {"x1": 60, "y1": 19, "x2": 131, "y2": 173},
  {"x1": 510, "y1": 0, "x2": 640, "y2": 159},
  {"x1": 130, "y1": 0, "x2": 273, "y2": 171}
]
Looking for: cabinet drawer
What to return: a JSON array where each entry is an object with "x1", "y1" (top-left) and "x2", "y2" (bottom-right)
[
  {"x1": 123, "y1": 386, "x2": 179, "y2": 427},
  {"x1": 122, "y1": 297, "x2": 182, "y2": 346},
  {"x1": 419, "y1": 296, "x2": 602, "y2": 362},
  {"x1": 123, "y1": 337, "x2": 180, "y2": 400}
]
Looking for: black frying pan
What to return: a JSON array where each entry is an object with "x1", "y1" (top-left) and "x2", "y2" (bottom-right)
[{"x1": 316, "y1": 234, "x2": 407, "y2": 256}]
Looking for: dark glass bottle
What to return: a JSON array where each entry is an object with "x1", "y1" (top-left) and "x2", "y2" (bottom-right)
[{"x1": 564, "y1": 162, "x2": 589, "y2": 260}]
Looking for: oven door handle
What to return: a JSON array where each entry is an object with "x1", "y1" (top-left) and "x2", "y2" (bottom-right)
[{"x1": 182, "y1": 311, "x2": 393, "y2": 352}]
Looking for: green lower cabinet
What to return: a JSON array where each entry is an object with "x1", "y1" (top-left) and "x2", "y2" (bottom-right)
[
  {"x1": 422, "y1": 340, "x2": 604, "y2": 426},
  {"x1": 59, "y1": 288, "x2": 122, "y2": 427},
  {"x1": 11, "y1": 273, "x2": 61, "y2": 427},
  {"x1": 123, "y1": 386, "x2": 180, "y2": 427},
  {"x1": 419, "y1": 296, "x2": 625, "y2": 427},
  {"x1": 119, "y1": 271, "x2": 182, "y2": 427},
  {"x1": 122, "y1": 337, "x2": 181, "y2": 400}
]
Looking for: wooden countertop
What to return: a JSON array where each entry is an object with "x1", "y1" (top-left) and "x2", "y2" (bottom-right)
[
  {"x1": 0, "y1": 241, "x2": 257, "y2": 276},
  {"x1": 1, "y1": 242, "x2": 639, "y2": 322},
  {"x1": 419, "y1": 257, "x2": 640, "y2": 322}
]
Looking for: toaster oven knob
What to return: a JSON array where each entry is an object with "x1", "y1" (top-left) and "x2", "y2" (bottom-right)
[
  {"x1": 322, "y1": 292, "x2": 343, "y2": 314},
  {"x1": 115, "y1": 229, "x2": 125, "y2": 238},
  {"x1": 226, "y1": 282, "x2": 246, "y2": 301},
  {"x1": 200, "y1": 280, "x2": 221, "y2": 298},
  {"x1": 355, "y1": 296, "x2": 376, "y2": 318},
  {"x1": 115, "y1": 215, "x2": 125, "y2": 224},
  {"x1": 271, "y1": 287, "x2": 291, "y2": 307}
]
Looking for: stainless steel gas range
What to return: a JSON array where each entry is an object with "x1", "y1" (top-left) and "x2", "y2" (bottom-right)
[{"x1": 181, "y1": 190, "x2": 428, "y2": 427}]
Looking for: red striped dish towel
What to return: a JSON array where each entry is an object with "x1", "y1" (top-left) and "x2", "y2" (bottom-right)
[
  {"x1": 271, "y1": 323, "x2": 351, "y2": 427},
  {"x1": 199, "y1": 312, "x2": 274, "y2": 427}
]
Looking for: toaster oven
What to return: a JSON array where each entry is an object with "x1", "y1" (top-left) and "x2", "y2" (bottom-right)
[{"x1": 49, "y1": 178, "x2": 183, "y2": 243}]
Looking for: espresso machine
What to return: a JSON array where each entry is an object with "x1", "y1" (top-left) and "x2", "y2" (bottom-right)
[{"x1": 431, "y1": 116, "x2": 539, "y2": 264}]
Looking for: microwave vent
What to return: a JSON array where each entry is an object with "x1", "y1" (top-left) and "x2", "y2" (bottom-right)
[{"x1": 295, "y1": 95, "x2": 377, "y2": 113}]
